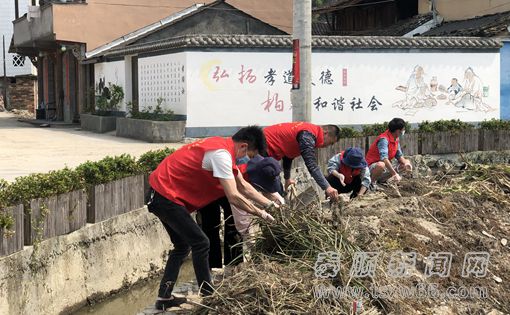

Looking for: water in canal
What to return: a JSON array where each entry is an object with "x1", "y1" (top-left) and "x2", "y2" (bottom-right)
[{"x1": 73, "y1": 259, "x2": 197, "y2": 315}]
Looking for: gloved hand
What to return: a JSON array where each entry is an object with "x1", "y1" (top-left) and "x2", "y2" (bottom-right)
[{"x1": 260, "y1": 210, "x2": 275, "y2": 222}]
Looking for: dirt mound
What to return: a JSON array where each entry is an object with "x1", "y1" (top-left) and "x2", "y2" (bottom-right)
[{"x1": 196, "y1": 165, "x2": 510, "y2": 314}]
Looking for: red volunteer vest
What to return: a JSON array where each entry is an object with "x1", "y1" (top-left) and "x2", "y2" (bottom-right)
[
  {"x1": 264, "y1": 122, "x2": 324, "y2": 160},
  {"x1": 366, "y1": 130, "x2": 399, "y2": 165},
  {"x1": 338, "y1": 151, "x2": 362, "y2": 184},
  {"x1": 149, "y1": 137, "x2": 237, "y2": 213}
]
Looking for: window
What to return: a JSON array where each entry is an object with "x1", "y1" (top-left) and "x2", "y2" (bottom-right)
[{"x1": 12, "y1": 54, "x2": 25, "y2": 67}]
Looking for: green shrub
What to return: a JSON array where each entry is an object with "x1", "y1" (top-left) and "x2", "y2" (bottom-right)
[
  {"x1": 0, "y1": 180, "x2": 13, "y2": 230},
  {"x1": 361, "y1": 122, "x2": 388, "y2": 136},
  {"x1": 76, "y1": 154, "x2": 142, "y2": 186},
  {"x1": 129, "y1": 97, "x2": 175, "y2": 121},
  {"x1": 109, "y1": 84, "x2": 124, "y2": 110},
  {"x1": 137, "y1": 148, "x2": 175, "y2": 173},
  {"x1": 0, "y1": 179, "x2": 7, "y2": 207},
  {"x1": 338, "y1": 127, "x2": 361, "y2": 138},
  {"x1": 418, "y1": 119, "x2": 474, "y2": 133},
  {"x1": 96, "y1": 83, "x2": 124, "y2": 112},
  {"x1": 479, "y1": 119, "x2": 510, "y2": 131},
  {"x1": 3, "y1": 168, "x2": 84, "y2": 206}
]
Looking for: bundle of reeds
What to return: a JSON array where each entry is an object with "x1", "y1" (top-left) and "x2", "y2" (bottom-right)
[
  {"x1": 193, "y1": 258, "x2": 354, "y2": 315},
  {"x1": 194, "y1": 200, "x2": 383, "y2": 314},
  {"x1": 437, "y1": 164, "x2": 510, "y2": 205}
]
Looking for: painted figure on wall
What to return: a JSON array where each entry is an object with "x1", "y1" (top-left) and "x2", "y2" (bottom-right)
[
  {"x1": 449, "y1": 67, "x2": 493, "y2": 112},
  {"x1": 447, "y1": 78, "x2": 463, "y2": 101},
  {"x1": 393, "y1": 65, "x2": 437, "y2": 113},
  {"x1": 394, "y1": 66, "x2": 493, "y2": 114}
]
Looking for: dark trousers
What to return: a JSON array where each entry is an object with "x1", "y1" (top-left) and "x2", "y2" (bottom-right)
[
  {"x1": 148, "y1": 191, "x2": 213, "y2": 297},
  {"x1": 326, "y1": 174, "x2": 362, "y2": 199},
  {"x1": 198, "y1": 197, "x2": 243, "y2": 267}
]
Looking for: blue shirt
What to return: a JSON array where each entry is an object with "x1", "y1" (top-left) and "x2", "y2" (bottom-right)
[{"x1": 377, "y1": 138, "x2": 403, "y2": 161}]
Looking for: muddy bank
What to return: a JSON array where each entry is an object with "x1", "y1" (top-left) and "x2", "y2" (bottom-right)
[{"x1": 196, "y1": 164, "x2": 510, "y2": 314}]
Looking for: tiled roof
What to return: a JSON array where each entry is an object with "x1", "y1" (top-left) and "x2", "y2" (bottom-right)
[
  {"x1": 354, "y1": 13, "x2": 434, "y2": 36},
  {"x1": 313, "y1": 0, "x2": 365, "y2": 14},
  {"x1": 312, "y1": 13, "x2": 434, "y2": 36},
  {"x1": 98, "y1": 34, "x2": 501, "y2": 58},
  {"x1": 423, "y1": 11, "x2": 510, "y2": 37}
]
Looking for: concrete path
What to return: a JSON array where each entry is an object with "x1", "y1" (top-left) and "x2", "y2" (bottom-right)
[{"x1": 0, "y1": 112, "x2": 183, "y2": 181}]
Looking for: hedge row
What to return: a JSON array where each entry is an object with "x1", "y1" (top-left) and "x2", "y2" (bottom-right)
[
  {"x1": 339, "y1": 119, "x2": 509, "y2": 138},
  {"x1": 0, "y1": 148, "x2": 175, "y2": 228}
]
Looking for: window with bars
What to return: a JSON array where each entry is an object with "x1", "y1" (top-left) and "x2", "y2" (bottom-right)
[{"x1": 12, "y1": 54, "x2": 25, "y2": 67}]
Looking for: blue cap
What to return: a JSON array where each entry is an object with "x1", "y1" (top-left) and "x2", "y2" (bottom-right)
[
  {"x1": 246, "y1": 155, "x2": 283, "y2": 194},
  {"x1": 341, "y1": 147, "x2": 367, "y2": 169}
]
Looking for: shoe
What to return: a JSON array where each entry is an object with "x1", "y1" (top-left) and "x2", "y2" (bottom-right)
[
  {"x1": 369, "y1": 182, "x2": 378, "y2": 192},
  {"x1": 155, "y1": 295, "x2": 187, "y2": 310},
  {"x1": 200, "y1": 282, "x2": 215, "y2": 297}
]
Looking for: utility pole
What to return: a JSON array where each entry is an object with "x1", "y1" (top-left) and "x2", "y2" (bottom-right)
[
  {"x1": 291, "y1": 0, "x2": 312, "y2": 122},
  {"x1": 2, "y1": 35, "x2": 8, "y2": 110}
]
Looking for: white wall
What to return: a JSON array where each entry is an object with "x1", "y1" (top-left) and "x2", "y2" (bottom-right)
[
  {"x1": 186, "y1": 51, "x2": 500, "y2": 128},
  {"x1": 138, "y1": 53, "x2": 187, "y2": 115},
  {"x1": 94, "y1": 60, "x2": 126, "y2": 111},
  {"x1": 0, "y1": 0, "x2": 36, "y2": 77}
]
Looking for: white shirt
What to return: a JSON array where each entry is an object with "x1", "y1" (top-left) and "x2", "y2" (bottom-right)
[{"x1": 202, "y1": 149, "x2": 234, "y2": 179}]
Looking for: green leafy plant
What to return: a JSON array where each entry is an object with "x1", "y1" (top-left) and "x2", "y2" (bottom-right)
[
  {"x1": 129, "y1": 97, "x2": 175, "y2": 121},
  {"x1": 3, "y1": 168, "x2": 84, "y2": 206},
  {"x1": 76, "y1": 154, "x2": 142, "y2": 186},
  {"x1": 479, "y1": 119, "x2": 510, "y2": 131},
  {"x1": 418, "y1": 119, "x2": 474, "y2": 133},
  {"x1": 95, "y1": 83, "x2": 124, "y2": 113},
  {"x1": 137, "y1": 148, "x2": 175, "y2": 173},
  {"x1": 361, "y1": 122, "x2": 388, "y2": 136},
  {"x1": 126, "y1": 100, "x2": 138, "y2": 116},
  {"x1": 338, "y1": 127, "x2": 361, "y2": 138},
  {"x1": 0, "y1": 213, "x2": 14, "y2": 231},
  {"x1": 109, "y1": 84, "x2": 124, "y2": 110},
  {"x1": 95, "y1": 95, "x2": 109, "y2": 112},
  {"x1": 0, "y1": 179, "x2": 14, "y2": 230}
]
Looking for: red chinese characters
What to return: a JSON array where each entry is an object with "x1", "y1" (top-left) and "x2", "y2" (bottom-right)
[
  {"x1": 238, "y1": 65, "x2": 257, "y2": 84},
  {"x1": 262, "y1": 91, "x2": 284, "y2": 112}
]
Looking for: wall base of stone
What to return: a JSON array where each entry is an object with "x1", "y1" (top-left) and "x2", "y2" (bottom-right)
[
  {"x1": 0, "y1": 207, "x2": 170, "y2": 315},
  {"x1": 116, "y1": 118, "x2": 185, "y2": 143},
  {"x1": 80, "y1": 113, "x2": 118, "y2": 133}
]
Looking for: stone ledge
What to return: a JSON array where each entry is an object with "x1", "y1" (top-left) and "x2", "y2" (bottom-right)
[
  {"x1": 80, "y1": 113, "x2": 118, "y2": 133},
  {"x1": 0, "y1": 207, "x2": 171, "y2": 315},
  {"x1": 116, "y1": 118, "x2": 185, "y2": 143}
]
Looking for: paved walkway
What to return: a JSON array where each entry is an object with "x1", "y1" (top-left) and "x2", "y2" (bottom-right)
[{"x1": 0, "y1": 112, "x2": 183, "y2": 181}]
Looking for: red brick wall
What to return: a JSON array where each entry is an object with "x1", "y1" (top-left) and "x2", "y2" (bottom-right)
[{"x1": 9, "y1": 76, "x2": 38, "y2": 113}]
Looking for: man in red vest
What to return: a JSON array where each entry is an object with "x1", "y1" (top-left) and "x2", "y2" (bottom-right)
[
  {"x1": 263, "y1": 122, "x2": 341, "y2": 201},
  {"x1": 326, "y1": 147, "x2": 371, "y2": 199},
  {"x1": 366, "y1": 118, "x2": 413, "y2": 185},
  {"x1": 147, "y1": 126, "x2": 277, "y2": 310}
]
